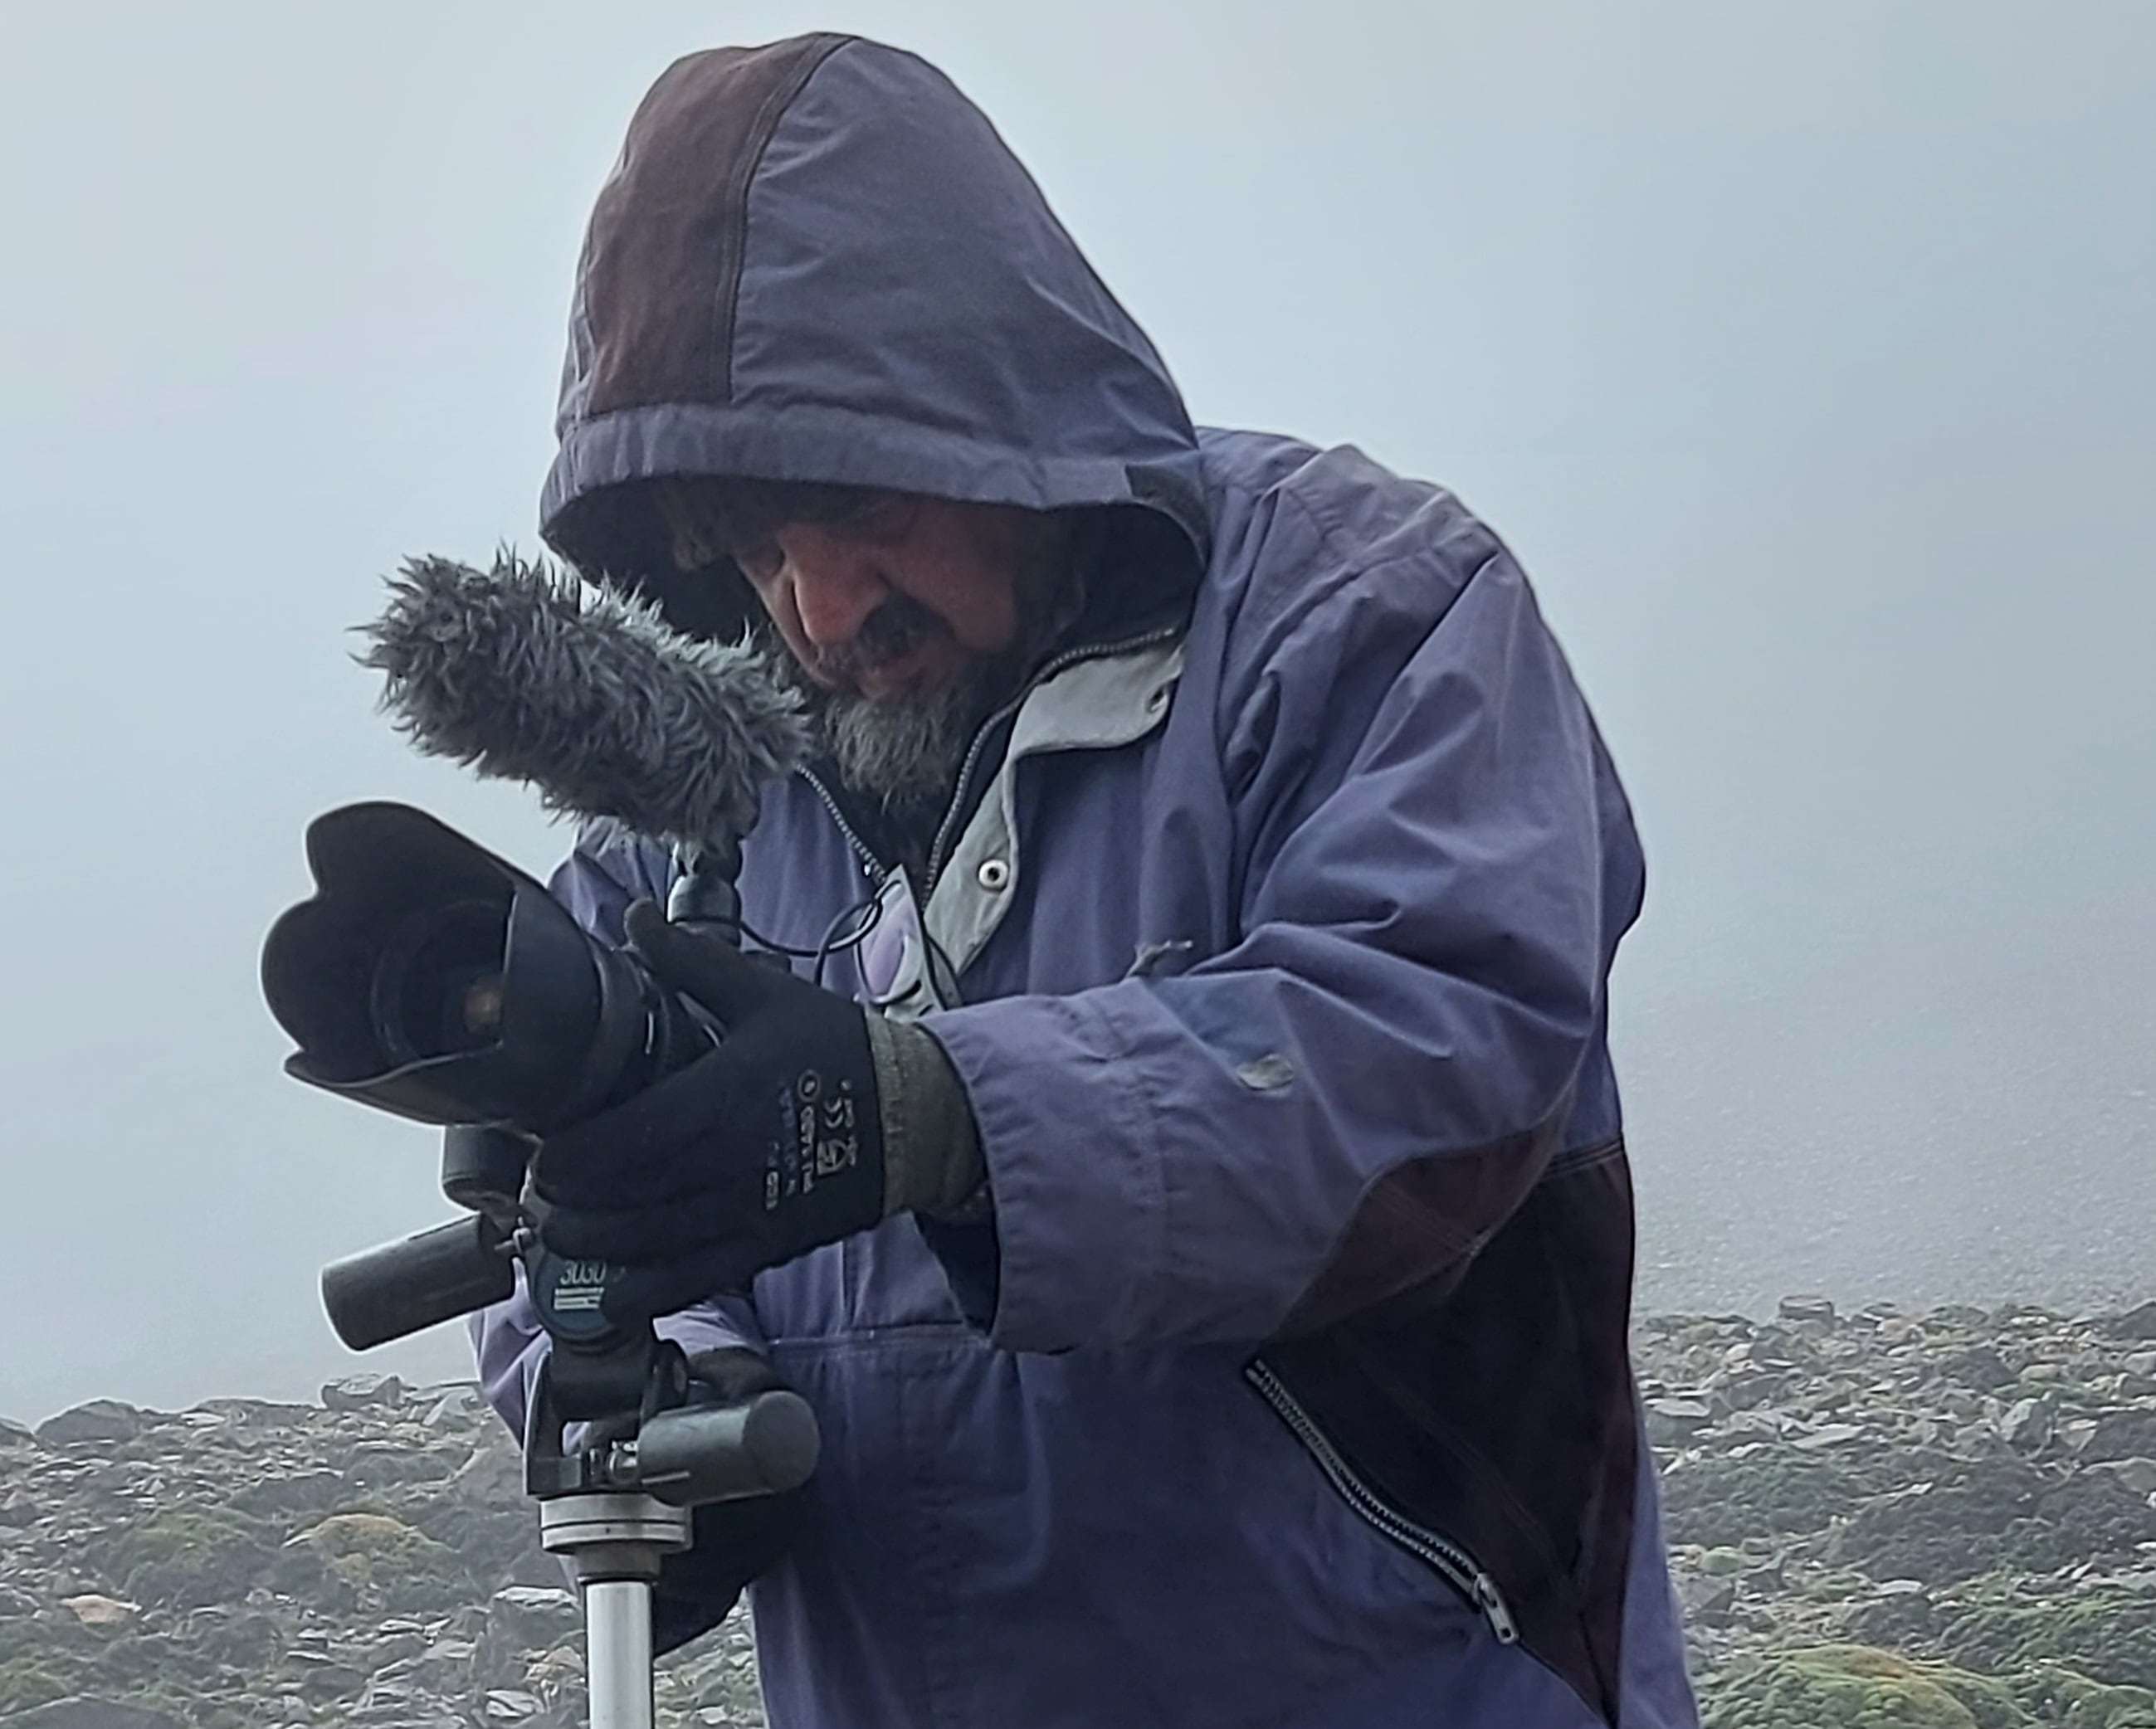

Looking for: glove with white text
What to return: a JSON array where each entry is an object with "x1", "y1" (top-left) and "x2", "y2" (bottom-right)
[{"x1": 532, "y1": 900, "x2": 982, "y2": 1321}]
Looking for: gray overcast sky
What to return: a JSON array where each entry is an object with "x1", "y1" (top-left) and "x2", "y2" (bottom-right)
[{"x1": 2, "y1": 2, "x2": 2149, "y2": 1422}]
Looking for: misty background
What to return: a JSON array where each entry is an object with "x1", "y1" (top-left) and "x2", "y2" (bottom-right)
[{"x1": 1, "y1": 2, "x2": 2148, "y2": 1424}]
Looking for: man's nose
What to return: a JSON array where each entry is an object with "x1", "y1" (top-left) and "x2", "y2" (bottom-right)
[{"x1": 778, "y1": 525, "x2": 889, "y2": 650}]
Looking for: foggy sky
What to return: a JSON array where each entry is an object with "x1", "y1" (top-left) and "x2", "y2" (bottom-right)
[{"x1": 2, "y1": 1, "x2": 2149, "y2": 1423}]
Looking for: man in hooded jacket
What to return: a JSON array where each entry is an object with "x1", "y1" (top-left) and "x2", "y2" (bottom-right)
[{"x1": 474, "y1": 33, "x2": 1699, "y2": 1729}]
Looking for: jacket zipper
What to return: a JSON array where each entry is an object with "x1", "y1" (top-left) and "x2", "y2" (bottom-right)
[
  {"x1": 922, "y1": 622, "x2": 1181, "y2": 898},
  {"x1": 799, "y1": 767, "x2": 887, "y2": 881},
  {"x1": 1244, "y1": 1358, "x2": 1520, "y2": 1645},
  {"x1": 798, "y1": 623, "x2": 1183, "y2": 899},
  {"x1": 919, "y1": 621, "x2": 1183, "y2": 899}
]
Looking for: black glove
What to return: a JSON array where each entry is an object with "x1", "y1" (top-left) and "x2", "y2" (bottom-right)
[
  {"x1": 532, "y1": 899, "x2": 890, "y2": 1322},
  {"x1": 650, "y1": 1347, "x2": 809, "y2": 1655}
]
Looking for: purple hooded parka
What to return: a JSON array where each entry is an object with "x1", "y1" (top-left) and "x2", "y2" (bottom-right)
[{"x1": 476, "y1": 33, "x2": 1699, "y2": 1729}]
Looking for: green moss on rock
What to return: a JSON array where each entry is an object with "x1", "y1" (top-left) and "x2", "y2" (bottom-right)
[
  {"x1": 2003, "y1": 1662, "x2": 2156, "y2": 1729},
  {"x1": 1699, "y1": 1644, "x2": 2028, "y2": 1729},
  {"x1": 91, "y1": 1507, "x2": 280, "y2": 1610},
  {"x1": 274, "y1": 1510, "x2": 472, "y2": 1614},
  {"x1": 1934, "y1": 1583, "x2": 2156, "y2": 1693},
  {"x1": 1819, "y1": 1457, "x2": 2156, "y2": 1585},
  {"x1": 1664, "y1": 1447, "x2": 1866, "y2": 1547}
]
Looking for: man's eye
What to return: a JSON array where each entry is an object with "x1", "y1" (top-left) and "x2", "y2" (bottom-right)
[
  {"x1": 734, "y1": 540, "x2": 786, "y2": 584},
  {"x1": 834, "y1": 493, "x2": 916, "y2": 540}
]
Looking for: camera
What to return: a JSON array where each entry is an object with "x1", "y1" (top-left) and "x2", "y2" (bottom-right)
[
  {"x1": 262, "y1": 801, "x2": 724, "y2": 1367},
  {"x1": 262, "y1": 801, "x2": 718, "y2": 1136}
]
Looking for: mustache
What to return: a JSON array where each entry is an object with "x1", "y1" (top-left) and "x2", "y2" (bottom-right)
[{"x1": 803, "y1": 594, "x2": 949, "y2": 685}]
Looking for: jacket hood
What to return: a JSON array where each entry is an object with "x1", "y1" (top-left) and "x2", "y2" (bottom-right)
[{"x1": 540, "y1": 34, "x2": 1208, "y2": 636}]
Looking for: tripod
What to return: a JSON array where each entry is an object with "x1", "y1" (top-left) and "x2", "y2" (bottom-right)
[
  {"x1": 281, "y1": 813, "x2": 812, "y2": 1727},
  {"x1": 322, "y1": 1209, "x2": 817, "y2": 1729},
  {"x1": 519, "y1": 1311, "x2": 818, "y2": 1729}
]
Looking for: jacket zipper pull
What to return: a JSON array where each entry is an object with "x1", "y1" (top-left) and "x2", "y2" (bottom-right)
[{"x1": 1473, "y1": 1570, "x2": 1519, "y2": 1644}]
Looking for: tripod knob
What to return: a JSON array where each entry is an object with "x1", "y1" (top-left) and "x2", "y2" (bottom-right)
[{"x1": 632, "y1": 1390, "x2": 821, "y2": 1505}]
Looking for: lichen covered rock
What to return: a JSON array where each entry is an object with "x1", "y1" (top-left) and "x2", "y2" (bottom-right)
[
  {"x1": 4, "y1": 1298, "x2": 2154, "y2": 1725},
  {"x1": 1696, "y1": 1644, "x2": 2028, "y2": 1729}
]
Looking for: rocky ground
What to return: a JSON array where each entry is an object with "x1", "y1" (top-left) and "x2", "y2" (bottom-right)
[{"x1": 3, "y1": 1297, "x2": 2155, "y2": 1727}]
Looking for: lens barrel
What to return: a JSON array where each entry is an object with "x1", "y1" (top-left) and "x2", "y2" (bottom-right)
[{"x1": 262, "y1": 802, "x2": 715, "y2": 1135}]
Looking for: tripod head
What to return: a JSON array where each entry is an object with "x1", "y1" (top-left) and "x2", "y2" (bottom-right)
[{"x1": 317, "y1": 1132, "x2": 817, "y2": 1509}]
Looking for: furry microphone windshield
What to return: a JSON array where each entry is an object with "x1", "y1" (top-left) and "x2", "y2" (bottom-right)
[{"x1": 359, "y1": 553, "x2": 809, "y2": 851}]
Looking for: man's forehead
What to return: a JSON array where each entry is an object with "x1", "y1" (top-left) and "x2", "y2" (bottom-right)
[{"x1": 662, "y1": 475, "x2": 892, "y2": 538}]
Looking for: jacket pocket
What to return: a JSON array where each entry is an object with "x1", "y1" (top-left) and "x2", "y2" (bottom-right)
[{"x1": 1246, "y1": 1355, "x2": 1519, "y2": 1646}]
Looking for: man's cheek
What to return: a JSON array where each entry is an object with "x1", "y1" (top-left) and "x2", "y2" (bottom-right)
[{"x1": 955, "y1": 592, "x2": 1022, "y2": 655}]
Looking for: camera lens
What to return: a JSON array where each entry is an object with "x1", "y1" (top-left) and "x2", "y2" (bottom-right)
[{"x1": 369, "y1": 899, "x2": 511, "y2": 1066}]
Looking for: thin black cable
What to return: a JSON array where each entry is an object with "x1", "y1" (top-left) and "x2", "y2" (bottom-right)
[
  {"x1": 812, "y1": 894, "x2": 886, "y2": 988},
  {"x1": 725, "y1": 896, "x2": 882, "y2": 967},
  {"x1": 919, "y1": 926, "x2": 964, "y2": 1007}
]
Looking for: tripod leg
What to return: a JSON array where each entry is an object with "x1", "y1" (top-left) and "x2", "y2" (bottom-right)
[
  {"x1": 583, "y1": 1577, "x2": 656, "y2": 1729},
  {"x1": 541, "y1": 1497, "x2": 687, "y2": 1729}
]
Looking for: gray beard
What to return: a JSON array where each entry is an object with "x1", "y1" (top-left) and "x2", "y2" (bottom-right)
[
  {"x1": 814, "y1": 668, "x2": 998, "y2": 835},
  {"x1": 763, "y1": 526, "x2": 1082, "y2": 843}
]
